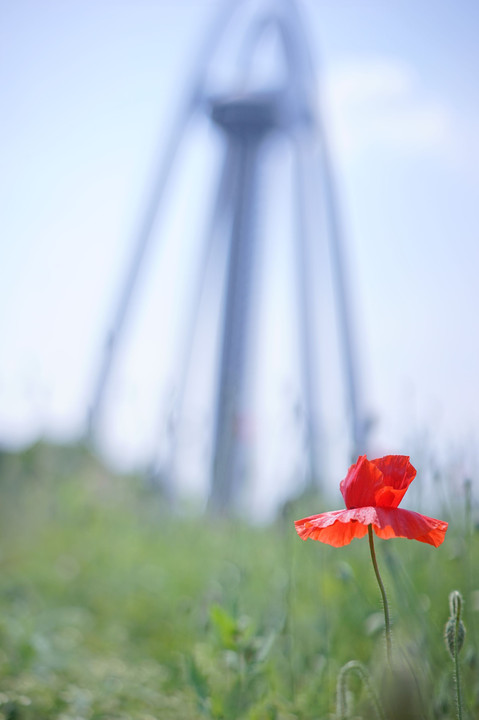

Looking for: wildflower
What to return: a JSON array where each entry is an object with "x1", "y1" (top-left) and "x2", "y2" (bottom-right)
[{"x1": 295, "y1": 455, "x2": 448, "y2": 548}]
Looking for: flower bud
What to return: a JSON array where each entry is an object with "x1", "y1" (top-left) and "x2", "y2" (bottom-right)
[
  {"x1": 449, "y1": 590, "x2": 462, "y2": 618},
  {"x1": 445, "y1": 616, "x2": 466, "y2": 658},
  {"x1": 445, "y1": 590, "x2": 466, "y2": 659}
]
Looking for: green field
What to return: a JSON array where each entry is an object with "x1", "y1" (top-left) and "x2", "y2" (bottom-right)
[{"x1": 0, "y1": 443, "x2": 476, "y2": 719}]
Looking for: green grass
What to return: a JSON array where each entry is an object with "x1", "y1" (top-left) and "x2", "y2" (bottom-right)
[{"x1": 0, "y1": 442, "x2": 477, "y2": 719}]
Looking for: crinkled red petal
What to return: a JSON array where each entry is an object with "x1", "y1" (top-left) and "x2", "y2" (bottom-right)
[
  {"x1": 340, "y1": 456, "x2": 385, "y2": 509},
  {"x1": 371, "y1": 455, "x2": 416, "y2": 508},
  {"x1": 295, "y1": 506, "x2": 448, "y2": 548},
  {"x1": 372, "y1": 507, "x2": 448, "y2": 547},
  {"x1": 340, "y1": 454, "x2": 417, "y2": 510},
  {"x1": 295, "y1": 508, "x2": 373, "y2": 547}
]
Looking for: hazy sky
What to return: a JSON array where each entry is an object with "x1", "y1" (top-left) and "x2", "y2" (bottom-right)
[{"x1": 1, "y1": 0, "x2": 479, "y2": 511}]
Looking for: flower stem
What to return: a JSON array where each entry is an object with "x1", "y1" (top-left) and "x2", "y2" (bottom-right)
[
  {"x1": 454, "y1": 613, "x2": 463, "y2": 720},
  {"x1": 445, "y1": 591, "x2": 465, "y2": 720},
  {"x1": 368, "y1": 524, "x2": 392, "y2": 666},
  {"x1": 336, "y1": 660, "x2": 387, "y2": 720}
]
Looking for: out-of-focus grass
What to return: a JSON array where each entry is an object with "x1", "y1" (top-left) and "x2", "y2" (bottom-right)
[{"x1": 0, "y1": 442, "x2": 477, "y2": 719}]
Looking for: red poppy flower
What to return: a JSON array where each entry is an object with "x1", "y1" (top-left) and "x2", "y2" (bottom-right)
[{"x1": 295, "y1": 455, "x2": 448, "y2": 548}]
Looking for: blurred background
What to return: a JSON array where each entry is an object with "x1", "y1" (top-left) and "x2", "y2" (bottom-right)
[{"x1": 1, "y1": 0, "x2": 479, "y2": 517}]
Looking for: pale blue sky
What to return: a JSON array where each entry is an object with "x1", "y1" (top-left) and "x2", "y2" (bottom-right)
[{"x1": 1, "y1": 0, "x2": 478, "y2": 512}]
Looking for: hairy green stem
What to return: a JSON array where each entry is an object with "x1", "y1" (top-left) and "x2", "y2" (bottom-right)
[
  {"x1": 368, "y1": 525, "x2": 392, "y2": 665},
  {"x1": 336, "y1": 660, "x2": 387, "y2": 720},
  {"x1": 454, "y1": 613, "x2": 463, "y2": 720}
]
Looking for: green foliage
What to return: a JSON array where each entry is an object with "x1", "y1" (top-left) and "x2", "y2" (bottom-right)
[{"x1": 0, "y1": 442, "x2": 477, "y2": 719}]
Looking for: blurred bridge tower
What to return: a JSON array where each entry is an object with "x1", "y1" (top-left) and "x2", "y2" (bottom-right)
[
  {"x1": 89, "y1": 0, "x2": 370, "y2": 513},
  {"x1": 208, "y1": 93, "x2": 291, "y2": 512}
]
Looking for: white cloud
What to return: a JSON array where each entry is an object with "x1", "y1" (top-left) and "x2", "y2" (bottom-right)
[
  {"x1": 327, "y1": 58, "x2": 416, "y2": 105},
  {"x1": 321, "y1": 57, "x2": 454, "y2": 160}
]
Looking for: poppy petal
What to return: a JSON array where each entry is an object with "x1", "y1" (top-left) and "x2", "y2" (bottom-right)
[
  {"x1": 340, "y1": 456, "x2": 384, "y2": 509},
  {"x1": 295, "y1": 508, "x2": 375, "y2": 547},
  {"x1": 295, "y1": 506, "x2": 448, "y2": 548},
  {"x1": 372, "y1": 507, "x2": 448, "y2": 547},
  {"x1": 371, "y1": 455, "x2": 416, "y2": 508}
]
